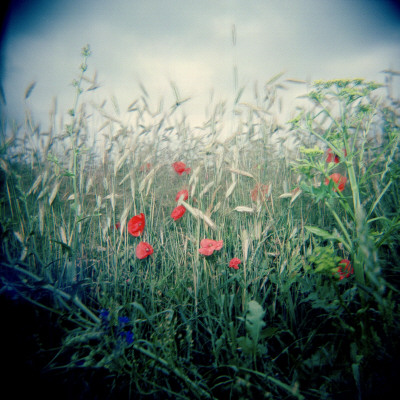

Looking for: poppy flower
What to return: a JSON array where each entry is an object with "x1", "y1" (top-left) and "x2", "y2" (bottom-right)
[
  {"x1": 198, "y1": 238, "x2": 224, "y2": 256},
  {"x1": 336, "y1": 259, "x2": 354, "y2": 280},
  {"x1": 172, "y1": 161, "x2": 191, "y2": 175},
  {"x1": 324, "y1": 173, "x2": 347, "y2": 192},
  {"x1": 128, "y1": 213, "x2": 145, "y2": 236},
  {"x1": 326, "y1": 148, "x2": 347, "y2": 164},
  {"x1": 136, "y1": 241, "x2": 154, "y2": 259},
  {"x1": 115, "y1": 222, "x2": 121, "y2": 230},
  {"x1": 175, "y1": 189, "x2": 189, "y2": 202},
  {"x1": 171, "y1": 205, "x2": 186, "y2": 221},
  {"x1": 251, "y1": 184, "x2": 270, "y2": 201},
  {"x1": 140, "y1": 163, "x2": 152, "y2": 172},
  {"x1": 229, "y1": 257, "x2": 241, "y2": 270}
]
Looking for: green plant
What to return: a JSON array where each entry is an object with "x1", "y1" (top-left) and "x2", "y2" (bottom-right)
[{"x1": 1, "y1": 52, "x2": 400, "y2": 399}]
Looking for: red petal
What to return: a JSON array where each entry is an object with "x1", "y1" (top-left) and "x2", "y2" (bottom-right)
[
  {"x1": 229, "y1": 257, "x2": 241, "y2": 269},
  {"x1": 326, "y1": 149, "x2": 334, "y2": 163},
  {"x1": 251, "y1": 186, "x2": 258, "y2": 201},
  {"x1": 198, "y1": 247, "x2": 214, "y2": 256},
  {"x1": 171, "y1": 205, "x2": 186, "y2": 220},
  {"x1": 214, "y1": 240, "x2": 224, "y2": 250},
  {"x1": 172, "y1": 162, "x2": 187, "y2": 175},
  {"x1": 175, "y1": 190, "x2": 189, "y2": 202},
  {"x1": 136, "y1": 241, "x2": 154, "y2": 259},
  {"x1": 200, "y1": 238, "x2": 215, "y2": 249},
  {"x1": 199, "y1": 239, "x2": 223, "y2": 254},
  {"x1": 128, "y1": 213, "x2": 145, "y2": 236},
  {"x1": 325, "y1": 174, "x2": 347, "y2": 192}
]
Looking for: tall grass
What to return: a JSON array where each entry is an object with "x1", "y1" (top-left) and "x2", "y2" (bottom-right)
[{"x1": 1, "y1": 46, "x2": 400, "y2": 399}]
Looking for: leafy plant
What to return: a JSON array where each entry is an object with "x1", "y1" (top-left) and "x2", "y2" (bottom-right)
[
  {"x1": 237, "y1": 300, "x2": 266, "y2": 356},
  {"x1": 1, "y1": 51, "x2": 399, "y2": 399}
]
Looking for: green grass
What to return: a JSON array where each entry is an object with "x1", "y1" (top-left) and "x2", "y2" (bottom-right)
[{"x1": 1, "y1": 45, "x2": 400, "y2": 399}]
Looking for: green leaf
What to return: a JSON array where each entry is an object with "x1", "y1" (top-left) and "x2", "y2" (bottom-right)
[
  {"x1": 245, "y1": 300, "x2": 266, "y2": 341},
  {"x1": 62, "y1": 169, "x2": 75, "y2": 177},
  {"x1": 307, "y1": 245, "x2": 342, "y2": 275},
  {"x1": 50, "y1": 239, "x2": 72, "y2": 254},
  {"x1": 367, "y1": 180, "x2": 392, "y2": 219},
  {"x1": 305, "y1": 226, "x2": 338, "y2": 241},
  {"x1": 237, "y1": 335, "x2": 254, "y2": 354},
  {"x1": 260, "y1": 326, "x2": 279, "y2": 339},
  {"x1": 77, "y1": 213, "x2": 102, "y2": 224}
]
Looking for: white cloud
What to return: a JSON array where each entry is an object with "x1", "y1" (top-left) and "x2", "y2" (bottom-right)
[{"x1": 1, "y1": 0, "x2": 399, "y2": 130}]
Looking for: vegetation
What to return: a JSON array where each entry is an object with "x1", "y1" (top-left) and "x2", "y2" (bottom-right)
[{"x1": 1, "y1": 45, "x2": 400, "y2": 399}]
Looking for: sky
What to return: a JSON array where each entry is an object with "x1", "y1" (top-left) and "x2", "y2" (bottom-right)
[{"x1": 1, "y1": 0, "x2": 400, "y2": 132}]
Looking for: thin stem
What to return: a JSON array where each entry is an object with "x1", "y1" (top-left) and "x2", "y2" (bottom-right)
[{"x1": 324, "y1": 200, "x2": 352, "y2": 252}]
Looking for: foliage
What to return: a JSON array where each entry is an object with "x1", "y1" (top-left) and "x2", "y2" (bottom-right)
[{"x1": 1, "y1": 48, "x2": 400, "y2": 399}]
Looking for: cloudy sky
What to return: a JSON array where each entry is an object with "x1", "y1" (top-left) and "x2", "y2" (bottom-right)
[{"x1": 1, "y1": 0, "x2": 400, "y2": 130}]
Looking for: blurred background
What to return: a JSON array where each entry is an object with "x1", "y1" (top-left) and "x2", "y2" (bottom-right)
[{"x1": 1, "y1": 0, "x2": 400, "y2": 130}]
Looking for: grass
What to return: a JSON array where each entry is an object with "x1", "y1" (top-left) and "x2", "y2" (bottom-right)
[{"x1": 1, "y1": 45, "x2": 400, "y2": 399}]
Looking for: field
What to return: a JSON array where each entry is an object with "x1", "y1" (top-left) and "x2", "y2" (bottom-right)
[{"x1": 1, "y1": 46, "x2": 400, "y2": 399}]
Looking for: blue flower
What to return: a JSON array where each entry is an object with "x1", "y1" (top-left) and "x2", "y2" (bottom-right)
[
  {"x1": 99, "y1": 309, "x2": 111, "y2": 333},
  {"x1": 99, "y1": 309, "x2": 110, "y2": 320},
  {"x1": 125, "y1": 330, "x2": 134, "y2": 344},
  {"x1": 118, "y1": 316, "x2": 130, "y2": 325},
  {"x1": 119, "y1": 330, "x2": 134, "y2": 345}
]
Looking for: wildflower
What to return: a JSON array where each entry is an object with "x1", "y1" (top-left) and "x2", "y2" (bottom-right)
[
  {"x1": 99, "y1": 309, "x2": 110, "y2": 321},
  {"x1": 117, "y1": 316, "x2": 134, "y2": 345},
  {"x1": 171, "y1": 205, "x2": 186, "y2": 220},
  {"x1": 324, "y1": 173, "x2": 347, "y2": 192},
  {"x1": 136, "y1": 241, "x2": 154, "y2": 259},
  {"x1": 198, "y1": 238, "x2": 223, "y2": 256},
  {"x1": 172, "y1": 161, "x2": 191, "y2": 175},
  {"x1": 118, "y1": 316, "x2": 130, "y2": 325},
  {"x1": 175, "y1": 189, "x2": 189, "y2": 201},
  {"x1": 251, "y1": 183, "x2": 270, "y2": 202},
  {"x1": 326, "y1": 148, "x2": 347, "y2": 164},
  {"x1": 115, "y1": 222, "x2": 121, "y2": 230},
  {"x1": 139, "y1": 163, "x2": 152, "y2": 172},
  {"x1": 128, "y1": 213, "x2": 145, "y2": 236},
  {"x1": 99, "y1": 309, "x2": 110, "y2": 330},
  {"x1": 119, "y1": 330, "x2": 134, "y2": 344},
  {"x1": 229, "y1": 257, "x2": 241, "y2": 270},
  {"x1": 122, "y1": 330, "x2": 134, "y2": 344},
  {"x1": 336, "y1": 259, "x2": 354, "y2": 280}
]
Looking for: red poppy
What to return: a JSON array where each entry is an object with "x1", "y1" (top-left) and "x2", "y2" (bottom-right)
[
  {"x1": 172, "y1": 161, "x2": 191, "y2": 175},
  {"x1": 324, "y1": 173, "x2": 347, "y2": 192},
  {"x1": 127, "y1": 213, "x2": 145, "y2": 236},
  {"x1": 251, "y1": 183, "x2": 270, "y2": 201},
  {"x1": 140, "y1": 163, "x2": 152, "y2": 172},
  {"x1": 136, "y1": 241, "x2": 154, "y2": 259},
  {"x1": 326, "y1": 148, "x2": 347, "y2": 164},
  {"x1": 229, "y1": 257, "x2": 241, "y2": 270},
  {"x1": 115, "y1": 222, "x2": 121, "y2": 230},
  {"x1": 198, "y1": 239, "x2": 224, "y2": 256},
  {"x1": 171, "y1": 205, "x2": 186, "y2": 221},
  {"x1": 336, "y1": 259, "x2": 354, "y2": 280},
  {"x1": 175, "y1": 189, "x2": 189, "y2": 202},
  {"x1": 291, "y1": 187, "x2": 301, "y2": 196}
]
